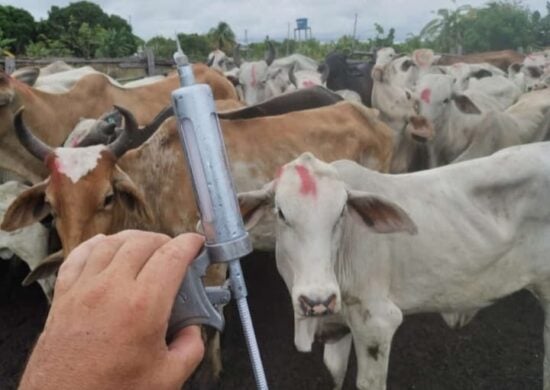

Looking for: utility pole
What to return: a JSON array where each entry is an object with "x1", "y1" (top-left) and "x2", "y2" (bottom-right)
[
  {"x1": 287, "y1": 22, "x2": 290, "y2": 55},
  {"x1": 351, "y1": 12, "x2": 358, "y2": 53}
]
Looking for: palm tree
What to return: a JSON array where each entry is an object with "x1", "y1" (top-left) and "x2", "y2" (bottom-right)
[
  {"x1": 420, "y1": 1, "x2": 474, "y2": 54},
  {"x1": 208, "y1": 21, "x2": 236, "y2": 52}
]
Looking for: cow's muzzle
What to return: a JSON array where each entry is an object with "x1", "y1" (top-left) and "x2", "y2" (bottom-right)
[{"x1": 298, "y1": 294, "x2": 337, "y2": 317}]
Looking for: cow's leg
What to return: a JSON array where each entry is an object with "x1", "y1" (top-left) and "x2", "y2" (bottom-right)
[
  {"x1": 323, "y1": 333, "x2": 352, "y2": 390},
  {"x1": 347, "y1": 299, "x2": 403, "y2": 390}
]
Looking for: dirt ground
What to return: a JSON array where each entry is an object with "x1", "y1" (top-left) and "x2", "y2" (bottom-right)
[{"x1": 0, "y1": 250, "x2": 544, "y2": 390}]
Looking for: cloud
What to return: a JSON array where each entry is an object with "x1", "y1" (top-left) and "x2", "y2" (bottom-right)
[{"x1": 3, "y1": 0, "x2": 549, "y2": 42}]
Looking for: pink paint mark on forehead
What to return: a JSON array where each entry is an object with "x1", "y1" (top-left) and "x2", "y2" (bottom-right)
[
  {"x1": 302, "y1": 80, "x2": 316, "y2": 88},
  {"x1": 295, "y1": 165, "x2": 317, "y2": 197},
  {"x1": 420, "y1": 88, "x2": 431, "y2": 104}
]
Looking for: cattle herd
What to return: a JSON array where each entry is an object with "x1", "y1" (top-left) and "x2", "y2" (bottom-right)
[{"x1": 1, "y1": 44, "x2": 550, "y2": 389}]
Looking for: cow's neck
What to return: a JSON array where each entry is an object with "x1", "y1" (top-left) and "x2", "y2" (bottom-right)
[
  {"x1": 15, "y1": 78, "x2": 112, "y2": 146},
  {"x1": 114, "y1": 125, "x2": 197, "y2": 235}
]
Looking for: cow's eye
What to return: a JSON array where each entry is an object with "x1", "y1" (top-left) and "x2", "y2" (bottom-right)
[
  {"x1": 104, "y1": 193, "x2": 114, "y2": 209},
  {"x1": 277, "y1": 208, "x2": 289, "y2": 224},
  {"x1": 443, "y1": 98, "x2": 450, "y2": 104}
]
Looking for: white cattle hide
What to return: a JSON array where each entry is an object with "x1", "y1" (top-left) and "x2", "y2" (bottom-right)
[
  {"x1": 410, "y1": 73, "x2": 504, "y2": 166},
  {"x1": 239, "y1": 146, "x2": 550, "y2": 389},
  {"x1": 0, "y1": 182, "x2": 54, "y2": 301},
  {"x1": 335, "y1": 89, "x2": 362, "y2": 103},
  {"x1": 32, "y1": 66, "x2": 120, "y2": 93},
  {"x1": 271, "y1": 54, "x2": 318, "y2": 72},
  {"x1": 371, "y1": 56, "x2": 428, "y2": 173},
  {"x1": 466, "y1": 75, "x2": 522, "y2": 109},
  {"x1": 452, "y1": 88, "x2": 550, "y2": 163}
]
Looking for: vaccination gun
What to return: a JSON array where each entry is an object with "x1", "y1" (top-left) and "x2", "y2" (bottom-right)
[{"x1": 166, "y1": 47, "x2": 268, "y2": 390}]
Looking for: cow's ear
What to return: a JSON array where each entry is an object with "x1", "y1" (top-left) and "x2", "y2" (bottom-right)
[
  {"x1": 1, "y1": 181, "x2": 50, "y2": 231},
  {"x1": 12, "y1": 67, "x2": 40, "y2": 86},
  {"x1": 347, "y1": 190, "x2": 417, "y2": 234},
  {"x1": 452, "y1": 94, "x2": 481, "y2": 114},
  {"x1": 527, "y1": 66, "x2": 543, "y2": 78},
  {"x1": 22, "y1": 250, "x2": 63, "y2": 287},
  {"x1": 508, "y1": 63, "x2": 522, "y2": 75},
  {"x1": 112, "y1": 167, "x2": 153, "y2": 222},
  {"x1": 238, "y1": 183, "x2": 274, "y2": 231},
  {"x1": 371, "y1": 66, "x2": 384, "y2": 82}
]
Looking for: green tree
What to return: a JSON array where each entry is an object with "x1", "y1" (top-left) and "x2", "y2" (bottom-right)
[
  {"x1": 25, "y1": 39, "x2": 72, "y2": 57},
  {"x1": 96, "y1": 28, "x2": 139, "y2": 57},
  {"x1": 370, "y1": 23, "x2": 395, "y2": 49},
  {"x1": 146, "y1": 36, "x2": 177, "y2": 58},
  {"x1": 420, "y1": 1, "x2": 474, "y2": 53},
  {"x1": 33, "y1": 1, "x2": 139, "y2": 58},
  {"x1": 0, "y1": 5, "x2": 35, "y2": 54},
  {"x1": 531, "y1": 2, "x2": 550, "y2": 48},
  {"x1": 461, "y1": 1, "x2": 533, "y2": 52},
  {"x1": 207, "y1": 21, "x2": 236, "y2": 52},
  {"x1": 177, "y1": 33, "x2": 211, "y2": 61}
]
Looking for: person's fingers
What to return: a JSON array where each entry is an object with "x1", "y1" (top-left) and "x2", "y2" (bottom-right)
[
  {"x1": 136, "y1": 233, "x2": 204, "y2": 314},
  {"x1": 54, "y1": 234, "x2": 105, "y2": 295},
  {"x1": 105, "y1": 231, "x2": 170, "y2": 278},
  {"x1": 165, "y1": 325, "x2": 205, "y2": 384},
  {"x1": 78, "y1": 235, "x2": 126, "y2": 279}
]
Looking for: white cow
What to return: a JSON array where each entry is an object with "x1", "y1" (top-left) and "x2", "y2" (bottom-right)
[
  {"x1": 239, "y1": 146, "x2": 550, "y2": 389},
  {"x1": 271, "y1": 53, "x2": 318, "y2": 72},
  {"x1": 371, "y1": 52, "x2": 436, "y2": 173},
  {"x1": 444, "y1": 62, "x2": 505, "y2": 89},
  {"x1": 0, "y1": 181, "x2": 55, "y2": 302},
  {"x1": 408, "y1": 73, "x2": 504, "y2": 166},
  {"x1": 38, "y1": 60, "x2": 74, "y2": 76},
  {"x1": 207, "y1": 49, "x2": 239, "y2": 73},
  {"x1": 238, "y1": 48, "x2": 322, "y2": 104},
  {"x1": 13, "y1": 65, "x2": 166, "y2": 93},
  {"x1": 409, "y1": 75, "x2": 550, "y2": 165},
  {"x1": 465, "y1": 75, "x2": 522, "y2": 109},
  {"x1": 449, "y1": 88, "x2": 550, "y2": 163}
]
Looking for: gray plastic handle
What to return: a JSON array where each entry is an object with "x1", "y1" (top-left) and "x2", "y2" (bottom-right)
[{"x1": 167, "y1": 249, "x2": 227, "y2": 339}]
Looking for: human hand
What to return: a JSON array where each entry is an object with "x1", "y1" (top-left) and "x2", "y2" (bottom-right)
[{"x1": 19, "y1": 230, "x2": 205, "y2": 390}]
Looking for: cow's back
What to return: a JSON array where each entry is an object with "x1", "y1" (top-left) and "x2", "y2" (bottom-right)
[{"x1": 332, "y1": 142, "x2": 550, "y2": 311}]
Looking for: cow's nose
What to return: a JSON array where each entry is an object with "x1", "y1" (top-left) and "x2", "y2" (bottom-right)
[{"x1": 299, "y1": 294, "x2": 337, "y2": 317}]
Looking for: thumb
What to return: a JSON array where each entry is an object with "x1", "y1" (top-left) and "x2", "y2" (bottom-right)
[{"x1": 166, "y1": 325, "x2": 205, "y2": 384}]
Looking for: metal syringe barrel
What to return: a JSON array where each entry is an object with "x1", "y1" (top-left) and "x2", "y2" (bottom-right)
[{"x1": 171, "y1": 84, "x2": 252, "y2": 262}]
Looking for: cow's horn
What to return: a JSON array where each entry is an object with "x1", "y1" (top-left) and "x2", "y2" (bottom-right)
[
  {"x1": 13, "y1": 108, "x2": 53, "y2": 161},
  {"x1": 289, "y1": 64, "x2": 298, "y2": 87},
  {"x1": 265, "y1": 41, "x2": 275, "y2": 66},
  {"x1": 108, "y1": 105, "x2": 173, "y2": 158}
]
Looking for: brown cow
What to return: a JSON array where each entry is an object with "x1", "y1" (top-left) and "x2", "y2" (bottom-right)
[
  {"x1": 436, "y1": 50, "x2": 526, "y2": 71},
  {"x1": 2, "y1": 101, "x2": 393, "y2": 387},
  {"x1": 0, "y1": 64, "x2": 237, "y2": 184}
]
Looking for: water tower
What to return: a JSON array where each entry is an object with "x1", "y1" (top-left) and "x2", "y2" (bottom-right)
[{"x1": 294, "y1": 18, "x2": 312, "y2": 41}]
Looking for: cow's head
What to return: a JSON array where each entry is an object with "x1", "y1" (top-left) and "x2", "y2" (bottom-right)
[
  {"x1": 1, "y1": 106, "x2": 170, "y2": 268},
  {"x1": 320, "y1": 53, "x2": 349, "y2": 90},
  {"x1": 0, "y1": 72, "x2": 19, "y2": 140},
  {"x1": 236, "y1": 42, "x2": 276, "y2": 105},
  {"x1": 238, "y1": 153, "x2": 416, "y2": 324},
  {"x1": 407, "y1": 74, "x2": 481, "y2": 142}
]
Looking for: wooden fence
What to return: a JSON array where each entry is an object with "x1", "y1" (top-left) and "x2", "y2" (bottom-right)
[{"x1": 3, "y1": 49, "x2": 175, "y2": 81}]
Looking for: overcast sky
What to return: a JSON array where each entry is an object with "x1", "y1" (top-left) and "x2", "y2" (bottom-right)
[{"x1": 4, "y1": 0, "x2": 549, "y2": 42}]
